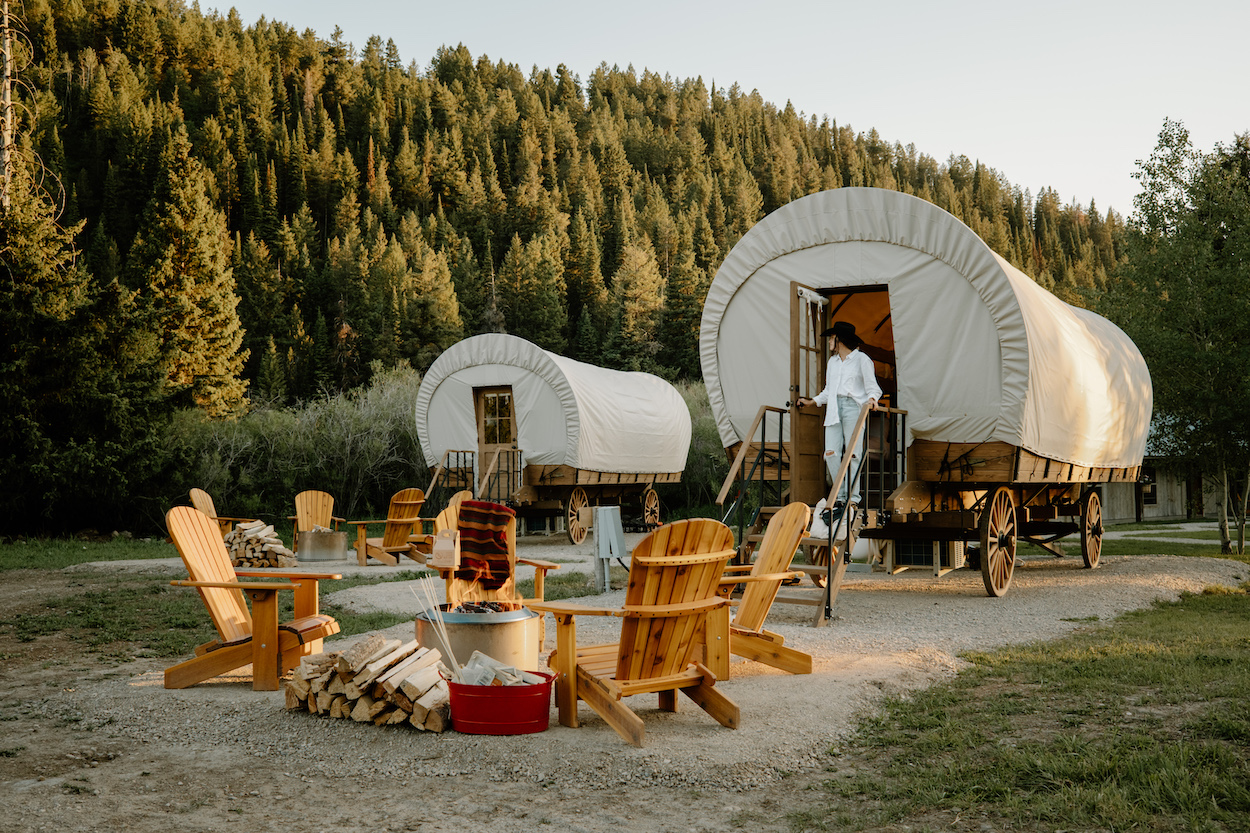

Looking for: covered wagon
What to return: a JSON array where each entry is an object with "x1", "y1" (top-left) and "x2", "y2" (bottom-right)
[
  {"x1": 415, "y1": 334, "x2": 690, "y2": 543},
  {"x1": 700, "y1": 187, "x2": 1152, "y2": 597}
]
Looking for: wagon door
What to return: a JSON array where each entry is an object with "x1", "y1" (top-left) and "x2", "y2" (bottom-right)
[
  {"x1": 473, "y1": 386, "x2": 522, "y2": 503},
  {"x1": 790, "y1": 283, "x2": 898, "y2": 506},
  {"x1": 790, "y1": 281, "x2": 828, "y2": 505}
]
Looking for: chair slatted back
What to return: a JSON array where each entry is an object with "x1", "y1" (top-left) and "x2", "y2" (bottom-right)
[
  {"x1": 166, "y1": 506, "x2": 252, "y2": 644},
  {"x1": 446, "y1": 500, "x2": 518, "y2": 606},
  {"x1": 380, "y1": 488, "x2": 425, "y2": 548},
  {"x1": 294, "y1": 490, "x2": 336, "y2": 532},
  {"x1": 616, "y1": 519, "x2": 735, "y2": 681},
  {"x1": 734, "y1": 502, "x2": 812, "y2": 632},
  {"x1": 188, "y1": 488, "x2": 217, "y2": 520},
  {"x1": 432, "y1": 490, "x2": 473, "y2": 535}
]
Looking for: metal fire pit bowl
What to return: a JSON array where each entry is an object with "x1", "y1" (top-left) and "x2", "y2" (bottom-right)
[
  {"x1": 297, "y1": 530, "x2": 347, "y2": 561},
  {"x1": 415, "y1": 605, "x2": 540, "y2": 672}
]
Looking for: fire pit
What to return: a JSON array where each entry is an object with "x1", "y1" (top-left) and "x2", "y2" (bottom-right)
[{"x1": 415, "y1": 604, "x2": 540, "y2": 672}]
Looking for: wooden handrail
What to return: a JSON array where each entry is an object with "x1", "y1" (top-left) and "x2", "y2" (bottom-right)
[
  {"x1": 425, "y1": 449, "x2": 476, "y2": 504},
  {"x1": 477, "y1": 448, "x2": 502, "y2": 496},
  {"x1": 716, "y1": 405, "x2": 788, "y2": 506}
]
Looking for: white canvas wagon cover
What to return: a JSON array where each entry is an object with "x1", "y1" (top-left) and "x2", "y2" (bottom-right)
[
  {"x1": 416, "y1": 334, "x2": 690, "y2": 474},
  {"x1": 700, "y1": 187, "x2": 1152, "y2": 470}
]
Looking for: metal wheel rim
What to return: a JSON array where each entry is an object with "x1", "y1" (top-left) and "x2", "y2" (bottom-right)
[
  {"x1": 642, "y1": 488, "x2": 660, "y2": 527},
  {"x1": 1081, "y1": 491, "x2": 1103, "y2": 569},
  {"x1": 980, "y1": 487, "x2": 1016, "y2": 597},
  {"x1": 566, "y1": 487, "x2": 589, "y2": 545}
]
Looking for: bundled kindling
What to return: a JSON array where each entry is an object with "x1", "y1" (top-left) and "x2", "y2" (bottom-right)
[
  {"x1": 226, "y1": 520, "x2": 297, "y2": 568},
  {"x1": 283, "y1": 635, "x2": 452, "y2": 732}
]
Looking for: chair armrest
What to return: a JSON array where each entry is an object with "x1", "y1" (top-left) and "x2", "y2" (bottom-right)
[
  {"x1": 718, "y1": 571, "x2": 797, "y2": 587},
  {"x1": 518, "y1": 557, "x2": 561, "y2": 570},
  {"x1": 235, "y1": 570, "x2": 343, "y2": 581},
  {"x1": 529, "y1": 601, "x2": 619, "y2": 617},
  {"x1": 216, "y1": 515, "x2": 258, "y2": 523},
  {"x1": 721, "y1": 564, "x2": 754, "y2": 574},
  {"x1": 171, "y1": 580, "x2": 297, "y2": 591},
  {"x1": 346, "y1": 519, "x2": 386, "y2": 527},
  {"x1": 621, "y1": 597, "x2": 728, "y2": 618}
]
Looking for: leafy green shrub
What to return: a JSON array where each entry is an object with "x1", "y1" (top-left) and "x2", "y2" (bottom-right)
[
  {"x1": 656, "y1": 380, "x2": 730, "y2": 513},
  {"x1": 157, "y1": 362, "x2": 426, "y2": 523}
]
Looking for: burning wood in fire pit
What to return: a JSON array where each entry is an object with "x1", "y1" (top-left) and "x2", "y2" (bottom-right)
[{"x1": 450, "y1": 601, "x2": 520, "y2": 614}]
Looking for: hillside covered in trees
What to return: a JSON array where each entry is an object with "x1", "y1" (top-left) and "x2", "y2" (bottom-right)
[
  {"x1": 2, "y1": 0, "x2": 1128, "y2": 530},
  {"x1": 21, "y1": 0, "x2": 1123, "y2": 397}
]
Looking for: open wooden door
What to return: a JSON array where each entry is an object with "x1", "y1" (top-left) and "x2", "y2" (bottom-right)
[
  {"x1": 473, "y1": 386, "x2": 520, "y2": 503},
  {"x1": 790, "y1": 282, "x2": 828, "y2": 505},
  {"x1": 790, "y1": 283, "x2": 898, "y2": 506}
]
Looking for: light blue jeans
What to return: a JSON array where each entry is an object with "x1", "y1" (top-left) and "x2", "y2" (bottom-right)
[{"x1": 824, "y1": 395, "x2": 863, "y2": 505}]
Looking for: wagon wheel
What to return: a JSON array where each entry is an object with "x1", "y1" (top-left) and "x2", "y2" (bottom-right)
[
  {"x1": 979, "y1": 486, "x2": 1017, "y2": 597},
  {"x1": 807, "y1": 545, "x2": 830, "y2": 587},
  {"x1": 565, "y1": 487, "x2": 590, "y2": 545},
  {"x1": 642, "y1": 487, "x2": 660, "y2": 528},
  {"x1": 1081, "y1": 490, "x2": 1103, "y2": 569}
]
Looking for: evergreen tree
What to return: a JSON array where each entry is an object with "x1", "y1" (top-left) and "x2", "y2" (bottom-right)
[
  {"x1": 611, "y1": 240, "x2": 665, "y2": 371},
  {"x1": 497, "y1": 232, "x2": 567, "y2": 350},
  {"x1": 128, "y1": 127, "x2": 249, "y2": 417},
  {"x1": 0, "y1": 158, "x2": 165, "y2": 530},
  {"x1": 657, "y1": 220, "x2": 706, "y2": 378}
]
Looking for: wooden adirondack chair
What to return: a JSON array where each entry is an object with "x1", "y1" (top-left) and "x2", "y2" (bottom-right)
[
  {"x1": 438, "y1": 499, "x2": 559, "y2": 607},
  {"x1": 163, "y1": 506, "x2": 341, "y2": 691},
  {"x1": 411, "y1": 490, "x2": 473, "y2": 556},
  {"x1": 346, "y1": 488, "x2": 426, "y2": 566},
  {"x1": 188, "y1": 488, "x2": 256, "y2": 538},
  {"x1": 289, "y1": 490, "x2": 344, "y2": 552},
  {"x1": 531, "y1": 518, "x2": 739, "y2": 747},
  {"x1": 710, "y1": 501, "x2": 813, "y2": 677}
]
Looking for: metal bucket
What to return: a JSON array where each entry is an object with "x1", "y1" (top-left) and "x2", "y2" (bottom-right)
[
  {"x1": 298, "y1": 530, "x2": 347, "y2": 561},
  {"x1": 415, "y1": 606, "x2": 540, "y2": 672}
]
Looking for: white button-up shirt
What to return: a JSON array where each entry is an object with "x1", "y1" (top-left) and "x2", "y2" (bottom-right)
[{"x1": 811, "y1": 349, "x2": 882, "y2": 426}]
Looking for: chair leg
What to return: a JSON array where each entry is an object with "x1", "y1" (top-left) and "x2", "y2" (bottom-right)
[
  {"x1": 731, "y1": 631, "x2": 813, "y2": 675},
  {"x1": 658, "y1": 689, "x2": 677, "y2": 712},
  {"x1": 550, "y1": 613, "x2": 580, "y2": 728},
  {"x1": 682, "y1": 664, "x2": 740, "y2": 729},
  {"x1": 247, "y1": 589, "x2": 281, "y2": 691},
  {"x1": 577, "y1": 667, "x2": 645, "y2": 747}
]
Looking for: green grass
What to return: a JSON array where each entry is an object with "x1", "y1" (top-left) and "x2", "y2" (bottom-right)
[
  {"x1": 1105, "y1": 521, "x2": 1186, "y2": 532},
  {"x1": 0, "y1": 535, "x2": 623, "y2": 661},
  {"x1": 1122, "y1": 528, "x2": 1243, "y2": 542},
  {"x1": 0, "y1": 537, "x2": 179, "y2": 571},
  {"x1": 0, "y1": 568, "x2": 442, "y2": 659},
  {"x1": 1099, "y1": 537, "x2": 1249, "y2": 561},
  {"x1": 785, "y1": 584, "x2": 1250, "y2": 833}
]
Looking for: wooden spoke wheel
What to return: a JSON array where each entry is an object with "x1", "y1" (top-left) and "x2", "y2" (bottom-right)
[
  {"x1": 642, "y1": 487, "x2": 660, "y2": 528},
  {"x1": 808, "y1": 545, "x2": 830, "y2": 588},
  {"x1": 1081, "y1": 490, "x2": 1103, "y2": 569},
  {"x1": 565, "y1": 487, "x2": 590, "y2": 545},
  {"x1": 979, "y1": 486, "x2": 1017, "y2": 597}
]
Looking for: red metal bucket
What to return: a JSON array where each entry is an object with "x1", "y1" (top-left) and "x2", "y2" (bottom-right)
[{"x1": 447, "y1": 671, "x2": 555, "y2": 735}]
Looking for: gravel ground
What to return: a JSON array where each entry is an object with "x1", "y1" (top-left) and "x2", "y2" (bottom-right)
[{"x1": 6, "y1": 524, "x2": 1247, "y2": 832}]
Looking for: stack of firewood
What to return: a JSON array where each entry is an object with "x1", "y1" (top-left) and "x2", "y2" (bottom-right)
[
  {"x1": 283, "y1": 633, "x2": 452, "y2": 732},
  {"x1": 225, "y1": 520, "x2": 297, "y2": 568}
]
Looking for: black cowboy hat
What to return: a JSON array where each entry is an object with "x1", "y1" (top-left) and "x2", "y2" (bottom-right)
[{"x1": 819, "y1": 320, "x2": 862, "y2": 347}]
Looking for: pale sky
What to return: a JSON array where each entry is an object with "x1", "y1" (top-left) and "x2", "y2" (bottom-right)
[{"x1": 218, "y1": 0, "x2": 1247, "y2": 219}]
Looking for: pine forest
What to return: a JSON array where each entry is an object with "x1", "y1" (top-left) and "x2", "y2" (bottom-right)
[{"x1": 1, "y1": 0, "x2": 1130, "y2": 531}]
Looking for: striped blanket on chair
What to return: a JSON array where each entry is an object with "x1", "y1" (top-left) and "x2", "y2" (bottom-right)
[{"x1": 453, "y1": 500, "x2": 515, "y2": 591}]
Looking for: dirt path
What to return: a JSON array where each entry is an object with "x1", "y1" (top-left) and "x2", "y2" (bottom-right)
[{"x1": 3, "y1": 535, "x2": 1245, "y2": 833}]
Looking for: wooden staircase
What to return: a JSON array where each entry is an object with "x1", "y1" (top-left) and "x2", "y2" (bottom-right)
[{"x1": 735, "y1": 503, "x2": 871, "y2": 626}]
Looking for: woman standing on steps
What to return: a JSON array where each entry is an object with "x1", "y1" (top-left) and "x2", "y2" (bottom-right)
[{"x1": 796, "y1": 320, "x2": 882, "y2": 512}]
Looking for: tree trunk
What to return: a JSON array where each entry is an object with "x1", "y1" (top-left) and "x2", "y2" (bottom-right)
[
  {"x1": 1219, "y1": 466, "x2": 1232, "y2": 554},
  {"x1": 1238, "y1": 468, "x2": 1249, "y2": 556}
]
